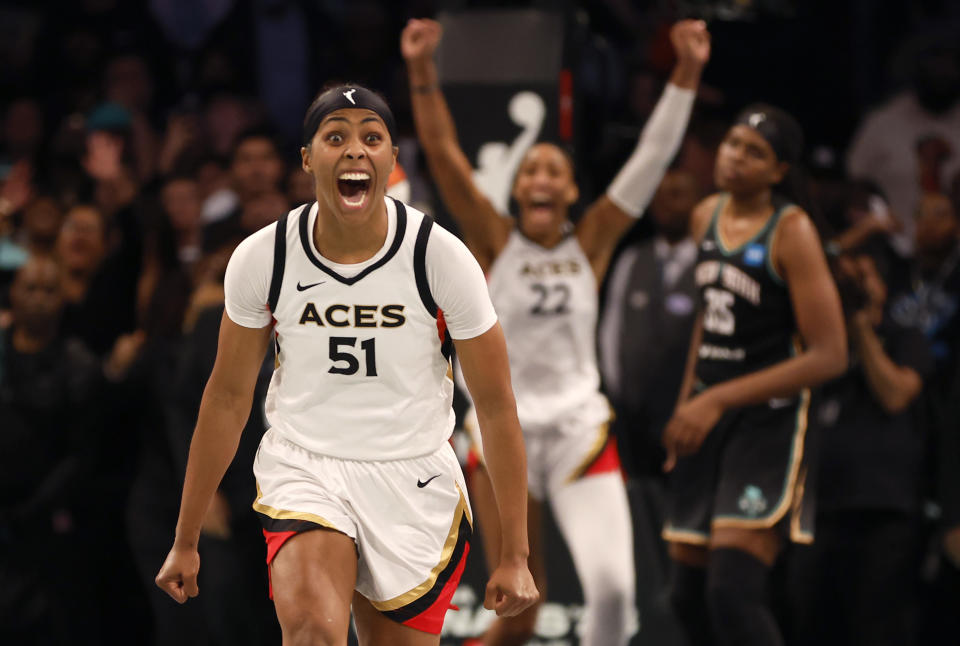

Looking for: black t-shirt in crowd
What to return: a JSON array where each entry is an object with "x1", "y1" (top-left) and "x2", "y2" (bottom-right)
[{"x1": 816, "y1": 315, "x2": 934, "y2": 514}]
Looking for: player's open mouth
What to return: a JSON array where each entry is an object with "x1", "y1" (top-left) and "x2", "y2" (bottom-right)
[
  {"x1": 337, "y1": 171, "x2": 371, "y2": 209},
  {"x1": 528, "y1": 197, "x2": 555, "y2": 216}
]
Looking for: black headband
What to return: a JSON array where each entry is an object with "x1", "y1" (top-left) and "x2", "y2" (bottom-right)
[
  {"x1": 734, "y1": 104, "x2": 804, "y2": 164},
  {"x1": 302, "y1": 85, "x2": 397, "y2": 146}
]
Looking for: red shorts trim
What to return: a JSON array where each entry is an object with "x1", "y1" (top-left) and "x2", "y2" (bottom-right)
[
  {"x1": 400, "y1": 541, "x2": 470, "y2": 634},
  {"x1": 583, "y1": 435, "x2": 622, "y2": 478}
]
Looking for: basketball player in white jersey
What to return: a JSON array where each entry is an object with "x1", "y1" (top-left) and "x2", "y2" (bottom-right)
[
  {"x1": 155, "y1": 85, "x2": 538, "y2": 646},
  {"x1": 403, "y1": 18, "x2": 710, "y2": 646}
]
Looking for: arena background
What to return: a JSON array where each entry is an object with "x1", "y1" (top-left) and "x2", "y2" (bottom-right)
[{"x1": 2, "y1": 1, "x2": 959, "y2": 645}]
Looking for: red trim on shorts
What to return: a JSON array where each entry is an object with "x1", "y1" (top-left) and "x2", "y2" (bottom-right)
[
  {"x1": 263, "y1": 529, "x2": 297, "y2": 599},
  {"x1": 401, "y1": 542, "x2": 470, "y2": 635},
  {"x1": 583, "y1": 436, "x2": 621, "y2": 477}
]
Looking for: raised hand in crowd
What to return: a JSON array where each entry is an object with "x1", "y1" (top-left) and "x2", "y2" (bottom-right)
[
  {"x1": 158, "y1": 113, "x2": 200, "y2": 176},
  {"x1": 84, "y1": 132, "x2": 137, "y2": 215}
]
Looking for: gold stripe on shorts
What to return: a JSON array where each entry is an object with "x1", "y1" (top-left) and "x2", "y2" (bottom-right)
[
  {"x1": 564, "y1": 419, "x2": 610, "y2": 484},
  {"x1": 371, "y1": 483, "x2": 471, "y2": 612},
  {"x1": 662, "y1": 526, "x2": 710, "y2": 545},
  {"x1": 252, "y1": 482, "x2": 341, "y2": 531}
]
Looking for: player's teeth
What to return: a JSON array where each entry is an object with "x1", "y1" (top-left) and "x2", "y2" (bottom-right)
[
  {"x1": 343, "y1": 192, "x2": 366, "y2": 206},
  {"x1": 339, "y1": 172, "x2": 370, "y2": 181}
]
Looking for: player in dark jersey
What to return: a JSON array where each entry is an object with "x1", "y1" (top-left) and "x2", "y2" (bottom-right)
[{"x1": 661, "y1": 106, "x2": 847, "y2": 646}]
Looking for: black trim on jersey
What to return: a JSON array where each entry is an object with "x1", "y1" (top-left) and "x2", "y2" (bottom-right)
[
  {"x1": 268, "y1": 207, "x2": 301, "y2": 313},
  {"x1": 413, "y1": 215, "x2": 454, "y2": 361},
  {"x1": 381, "y1": 515, "x2": 472, "y2": 623},
  {"x1": 414, "y1": 215, "x2": 438, "y2": 317},
  {"x1": 298, "y1": 199, "x2": 407, "y2": 285}
]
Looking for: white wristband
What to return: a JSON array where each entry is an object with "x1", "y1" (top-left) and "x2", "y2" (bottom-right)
[{"x1": 606, "y1": 83, "x2": 696, "y2": 217}]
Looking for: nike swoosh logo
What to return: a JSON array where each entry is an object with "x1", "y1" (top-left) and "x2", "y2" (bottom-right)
[
  {"x1": 296, "y1": 280, "x2": 326, "y2": 291},
  {"x1": 417, "y1": 474, "x2": 441, "y2": 488}
]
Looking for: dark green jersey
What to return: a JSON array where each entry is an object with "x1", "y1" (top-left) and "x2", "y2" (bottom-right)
[{"x1": 694, "y1": 195, "x2": 798, "y2": 387}]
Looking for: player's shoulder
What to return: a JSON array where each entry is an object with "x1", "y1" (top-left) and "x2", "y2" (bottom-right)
[
  {"x1": 402, "y1": 202, "x2": 470, "y2": 255},
  {"x1": 775, "y1": 204, "x2": 815, "y2": 238},
  {"x1": 689, "y1": 193, "x2": 724, "y2": 242}
]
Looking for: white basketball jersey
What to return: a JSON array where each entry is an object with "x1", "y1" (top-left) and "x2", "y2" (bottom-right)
[
  {"x1": 488, "y1": 231, "x2": 603, "y2": 429},
  {"x1": 263, "y1": 200, "x2": 456, "y2": 460}
]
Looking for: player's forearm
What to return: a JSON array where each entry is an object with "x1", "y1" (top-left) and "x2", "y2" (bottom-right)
[
  {"x1": 476, "y1": 402, "x2": 530, "y2": 563},
  {"x1": 406, "y1": 58, "x2": 460, "y2": 155},
  {"x1": 707, "y1": 343, "x2": 847, "y2": 412},
  {"x1": 852, "y1": 320, "x2": 921, "y2": 413},
  {"x1": 669, "y1": 58, "x2": 704, "y2": 90},
  {"x1": 173, "y1": 386, "x2": 251, "y2": 549}
]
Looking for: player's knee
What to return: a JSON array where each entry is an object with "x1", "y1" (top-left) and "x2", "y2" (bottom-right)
[
  {"x1": 281, "y1": 611, "x2": 349, "y2": 646},
  {"x1": 582, "y1": 563, "x2": 633, "y2": 615}
]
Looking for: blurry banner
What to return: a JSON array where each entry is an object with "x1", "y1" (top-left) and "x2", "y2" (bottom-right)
[{"x1": 437, "y1": 10, "x2": 567, "y2": 215}]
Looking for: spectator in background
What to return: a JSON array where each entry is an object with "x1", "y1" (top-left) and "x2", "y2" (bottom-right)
[
  {"x1": 159, "y1": 173, "x2": 205, "y2": 267},
  {"x1": 202, "y1": 127, "x2": 287, "y2": 250},
  {"x1": 0, "y1": 256, "x2": 103, "y2": 646},
  {"x1": 58, "y1": 203, "x2": 138, "y2": 356},
  {"x1": 847, "y1": 34, "x2": 960, "y2": 256},
  {"x1": 791, "y1": 250, "x2": 932, "y2": 646},
  {"x1": 21, "y1": 196, "x2": 65, "y2": 257},
  {"x1": 885, "y1": 191, "x2": 960, "y2": 641},
  {"x1": 202, "y1": 92, "x2": 261, "y2": 160}
]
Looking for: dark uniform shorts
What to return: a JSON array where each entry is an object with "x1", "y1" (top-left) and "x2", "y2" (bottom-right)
[{"x1": 663, "y1": 388, "x2": 816, "y2": 546}]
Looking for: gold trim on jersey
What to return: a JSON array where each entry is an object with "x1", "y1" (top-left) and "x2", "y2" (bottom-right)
[
  {"x1": 371, "y1": 484, "x2": 471, "y2": 611},
  {"x1": 252, "y1": 483, "x2": 341, "y2": 531},
  {"x1": 712, "y1": 384, "x2": 810, "y2": 530},
  {"x1": 662, "y1": 526, "x2": 710, "y2": 545},
  {"x1": 565, "y1": 419, "x2": 610, "y2": 484}
]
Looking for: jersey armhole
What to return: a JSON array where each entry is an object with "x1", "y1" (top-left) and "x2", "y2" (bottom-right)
[
  {"x1": 267, "y1": 203, "x2": 310, "y2": 313},
  {"x1": 765, "y1": 204, "x2": 797, "y2": 285},
  {"x1": 412, "y1": 208, "x2": 454, "y2": 360},
  {"x1": 413, "y1": 209, "x2": 438, "y2": 318}
]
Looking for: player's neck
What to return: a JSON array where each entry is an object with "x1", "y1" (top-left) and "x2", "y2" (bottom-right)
[
  {"x1": 313, "y1": 199, "x2": 390, "y2": 264},
  {"x1": 519, "y1": 222, "x2": 566, "y2": 249},
  {"x1": 726, "y1": 188, "x2": 773, "y2": 219}
]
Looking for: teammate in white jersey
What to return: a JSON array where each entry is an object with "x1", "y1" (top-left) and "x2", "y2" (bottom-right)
[
  {"x1": 155, "y1": 84, "x2": 537, "y2": 645},
  {"x1": 403, "y1": 18, "x2": 710, "y2": 646}
]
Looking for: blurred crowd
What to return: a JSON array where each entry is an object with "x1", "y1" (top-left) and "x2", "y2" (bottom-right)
[{"x1": 1, "y1": 1, "x2": 959, "y2": 645}]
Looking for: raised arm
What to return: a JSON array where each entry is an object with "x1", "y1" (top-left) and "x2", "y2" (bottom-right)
[
  {"x1": 155, "y1": 314, "x2": 272, "y2": 602},
  {"x1": 577, "y1": 19, "x2": 710, "y2": 282},
  {"x1": 402, "y1": 18, "x2": 511, "y2": 270},
  {"x1": 456, "y1": 323, "x2": 539, "y2": 616},
  {"x1": 663, "y1": 210, "x2": 848, "y2": 469}
]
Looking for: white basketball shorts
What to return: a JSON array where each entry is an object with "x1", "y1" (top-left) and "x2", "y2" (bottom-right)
[{"x1": 252, "y1": 428, "x2": 473, "y2": 634}]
